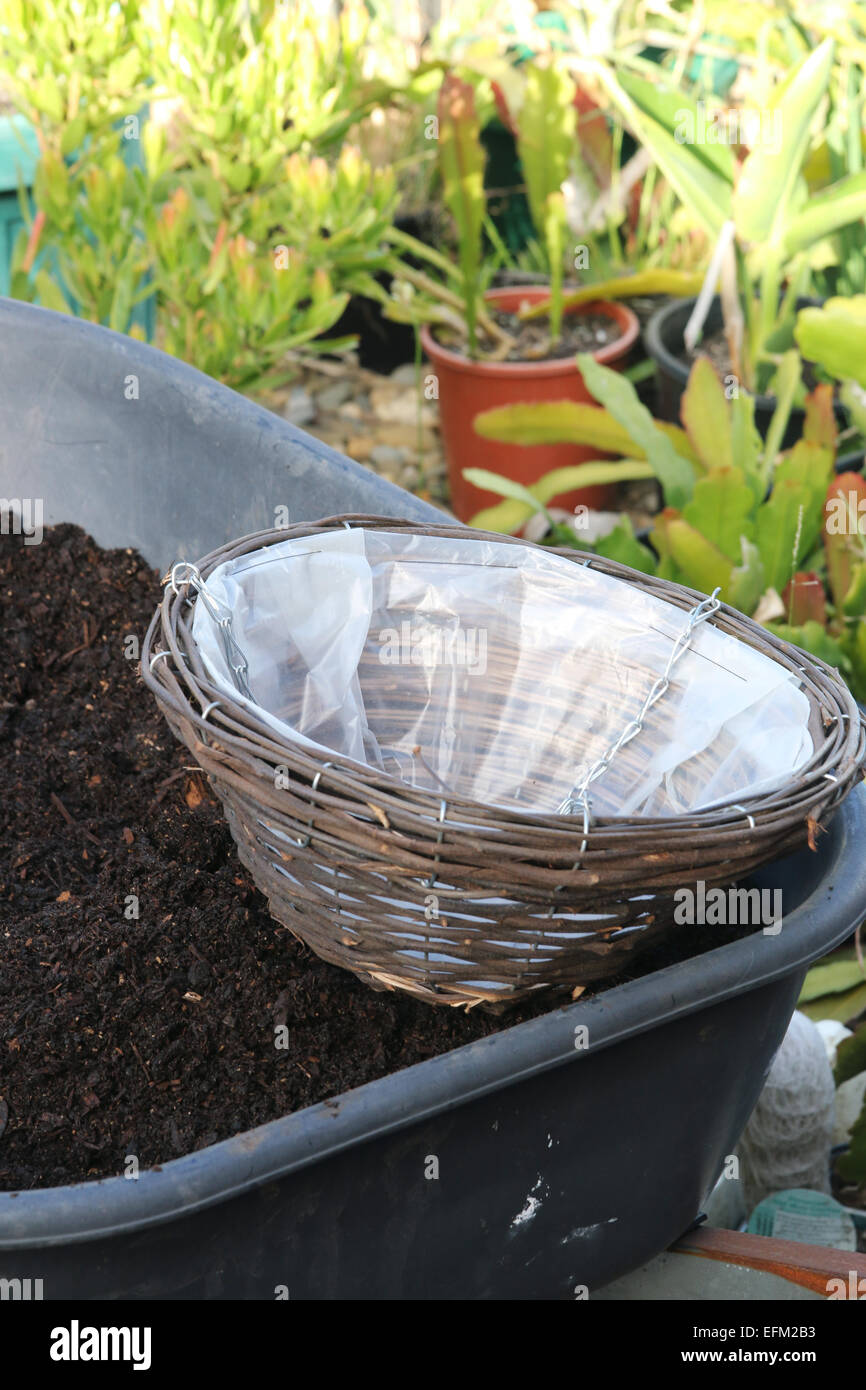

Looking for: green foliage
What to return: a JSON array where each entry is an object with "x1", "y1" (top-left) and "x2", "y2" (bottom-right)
[
  {"x1": 610, "y1": 68, "x2": 734, "y2": 238},
  {"x1": 679, "y1": 356, "x2": 733, "y2": 472},
  {"x1": 652, "y1": 509, "x2": 736, "y2": 595},
  {"x1": 1, "y1": 0, "x2": 150, "y2": 164},
  {"x1": 474, "y1": 397, "x2": 697, "y2": 460},
  {"x1": 799, "y1": 941, "x2": 866, "y2": 1027},
  {"x1": 544, "y1": 192, "x2": 567, "y2": 343},
  {"x1": 464, "y1": 458, "x2": 654, "y2": 534},
  {"x1": 729, "y1": 392, "x2": 764, "y2": 497},
  {"x1": 436, "y1": 73, "x2": 485, "y2": 356},
  {"x1": 387, "y1": 49, "x2": 617, "y2": 358},
  {"x1": 682, "y1": 467, "x2": 755, "y2": 562},
  {"x1": 11, "y1": 151, "x2": 153, "y2": 335},
  {"x1": 795, "y1": 296, "x2": 866, "y2": 390},
  {"x1": 760, "y1": 351, "x2": 803, "y2": 484},
  {"x1": 835, "y1": 1020, "x2": 866, "y2": 1087},
  {"x1": 515, "y1": 61, "x2": 576, "y2": 243},
  {"x1": 755, "y1": 461, "x2": 826, "y2": 595},
  {"x1": 575, "y1": 355, "x2": 695, "y2": 508},
  {"x1": 2, "y1": 0, "x2": 153, "y2": 334},
  {"x1": 469, "y1": 353, "x2": 866, "y2": 699},
  {"x1": 800, "y1": 980, "x2": 866, "y2": 1026},
  {"x1": 733, "y1": 41, "x2": 834, "y2": 248},
  {"x1": 836, "y1": 1102, "x2": 866, "y2": 1183},
  {"x1": 514, "y1": 59, "x2": 574, "y2": 338},
  {"x1": 3, "y1": 0, "x2": 400, "y2": 385},
  {"x1": 598, "y1": 41, "x2": 866, "y2": 392},
  {"x1": 517, "y1": 269, "x2": 706, "y2": 322},
  {"x1": 148, "y1": 146, "x2": 396, "y2": 391},
  {"x1": 800, "y1": 954, "x2": 866, "y2": 1005},
  {"x1": 146, "y1": 2, "x2": 401, "y2": 383},
  {"x1": 148, "y1": 0, "x2": 385, "y2": 173},
  {"x1": 594, "y1": 517, "x2": 657, "y2": 574}
]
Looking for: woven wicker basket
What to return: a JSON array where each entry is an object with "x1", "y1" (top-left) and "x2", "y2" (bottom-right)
[{"x1": 142, "y1": 516, "x2": 865, "y2": 1008}]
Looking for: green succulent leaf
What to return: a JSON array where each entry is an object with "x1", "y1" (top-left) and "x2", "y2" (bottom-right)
[
  {"x1": 515, "y1": 61, "x2": 576, "y2": 240},
  {"x1": 835, "y1": 1021, "x2": 866, "y2": 1086},
  {"x1": 437, "y1": 72, "x2": 484, "y2": 354},
  {"x1": 840, "y1": 379, "x2": 866, "y2": 434},
  {"x1": 651, "y1": 512, "x2": 732, "y2": 594},
  {"x1": 593, "y1": 517, "x2": 657, "y2": 576},
  {"x1": 473, "y1": 398, "x2": 697, "y2": 461},
  {"x1": 463, "y1": 468, "x2": 551, "y2": 519},
  {"x1": 607, "y1": 68, "x2": 733, "y2": 237},
  {"x1": 761, "y1": 349, "x2": 802, "y2": 482},
  {"x1": 734, "y1": 38, "x2": 834, "y2": 248},
  {"x1": 756, "y1": 481, "x2": 813, "y2": 595},
  {"x1": 768, "y1": 619, "x2": 849, "y2": 674},
  {"x1": 773, "y1": 438, "x2": 833, "y2": 541},
  {"x1": 577, "y1": 353, "x2": 695, "y2": 508},
  {"x1": 518, "y1": 269, "x2": 705, "y2": 320},
  {"x1": 32, "y1": 268, "x2": 71, "y2": 314},
  {"x1": 464, "y1": 460, "x2": 655, "y2": 532},
  {"x1": 729, "y1": 391, "x2": 764, "y2": 501},
  {"x1": 728, "y1": 536, "x2": 766, "y2": 614},
  {"x1": 680, "y1": 357, "x2": 734, "y2": 473},
  {"x1": 800, "y1": 955, "x2": 866, "y2": 1004},
  {"x1": 836, "y1": 1100, "x2": 866, "y2": 1183},
  {"x1": 796, "y1": 297, "x2": 866, "y2": 390},
  {"x1": 842, "y1": 566, "x2": 866, "y2": 618},
  {"x1": 682, "y1": 466, "x2": 755, "y2": 564},
  {"x1": 782, "y1": 170, "x2": 866, "y2": 258}
]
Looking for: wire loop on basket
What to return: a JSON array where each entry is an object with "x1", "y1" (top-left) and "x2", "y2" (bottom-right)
[
  {"x1": 142, "y1": 516, "x2": 866, "y2": 1009},
  {"x1": 424, "y1": 799, "x2": 449, "y2": 891},
  {"x1": 167, "y1": 561, "x2": 254, "y2": 701}
]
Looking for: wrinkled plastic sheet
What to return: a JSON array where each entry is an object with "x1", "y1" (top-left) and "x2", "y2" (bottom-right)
[{"x1": 191, "y1": 528, "x2": 812, "y2": 818}]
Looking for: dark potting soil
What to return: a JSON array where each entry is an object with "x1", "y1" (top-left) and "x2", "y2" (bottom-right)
[
  {"x1": 683, "y1": 328, "x2": 733, "y2": 381},
  {"x1": 433, "y1": 307, "x2": 621, "y2": 363},
  {"x1": 683, "y1": 329, "x2": 820, "y2": 394},
  {"x1": 0, "y1": 523, "x2": 758, "y2": 1191}
]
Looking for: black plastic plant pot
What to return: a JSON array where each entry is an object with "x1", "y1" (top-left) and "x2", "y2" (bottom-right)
[
  {"x1": 1, "y1": 302, "x2": 865, "y2": 1300},
  {"x1": 645, "y1": 295, "x2": 855, "y2": 461}
]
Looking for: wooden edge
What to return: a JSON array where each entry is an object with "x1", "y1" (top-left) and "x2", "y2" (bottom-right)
[{"x1": 670, "y1": 1226, "x2": 866, "y2": 1297}]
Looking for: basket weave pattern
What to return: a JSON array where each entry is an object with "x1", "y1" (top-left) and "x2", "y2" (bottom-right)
[{"x1": 143, "y1": 516, "x2": 865, "y2": 1007}]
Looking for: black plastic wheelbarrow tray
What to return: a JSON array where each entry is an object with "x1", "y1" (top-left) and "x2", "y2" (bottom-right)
[{"x1": 1, "y1": 302, "x2": 864, "y2": 1300}]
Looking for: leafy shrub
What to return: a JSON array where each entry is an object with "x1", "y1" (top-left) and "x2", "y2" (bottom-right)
[{"x1": 3, "y1": 0, "x2": 400, "y2": 389}]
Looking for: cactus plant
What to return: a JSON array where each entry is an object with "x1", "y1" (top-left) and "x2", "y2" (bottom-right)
[
  {"x1": 591, "y1": 40, "x2": 866, "y2": 395},
  {"x1": 470, "y1": 354, "x2": 866, "y2": 699}
]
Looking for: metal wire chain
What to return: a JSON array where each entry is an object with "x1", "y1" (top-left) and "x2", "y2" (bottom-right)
[
  {"x1": 168, "y1": 551, "x2": 721, "y2": 835},
  {"x1": 557, "y1": 587, "x2": 723, "y2": 824},
  {"x1": 169, "y1": 562, "x2": 254, "y2": 701}
]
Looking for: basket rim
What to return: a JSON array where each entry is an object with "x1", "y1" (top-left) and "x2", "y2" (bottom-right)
[{"x1": 142, "y1": 513, "x2": 864, "y2": 834}]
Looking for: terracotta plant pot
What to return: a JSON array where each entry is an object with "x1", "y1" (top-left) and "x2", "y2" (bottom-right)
[{"x1": 421, "y1": 288, "x2": 639, "y2": 523}]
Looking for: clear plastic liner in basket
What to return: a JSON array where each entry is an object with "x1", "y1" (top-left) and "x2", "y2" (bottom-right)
[{"x1": 191, "y1": 528, "x2": 813, "y2": 817}]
